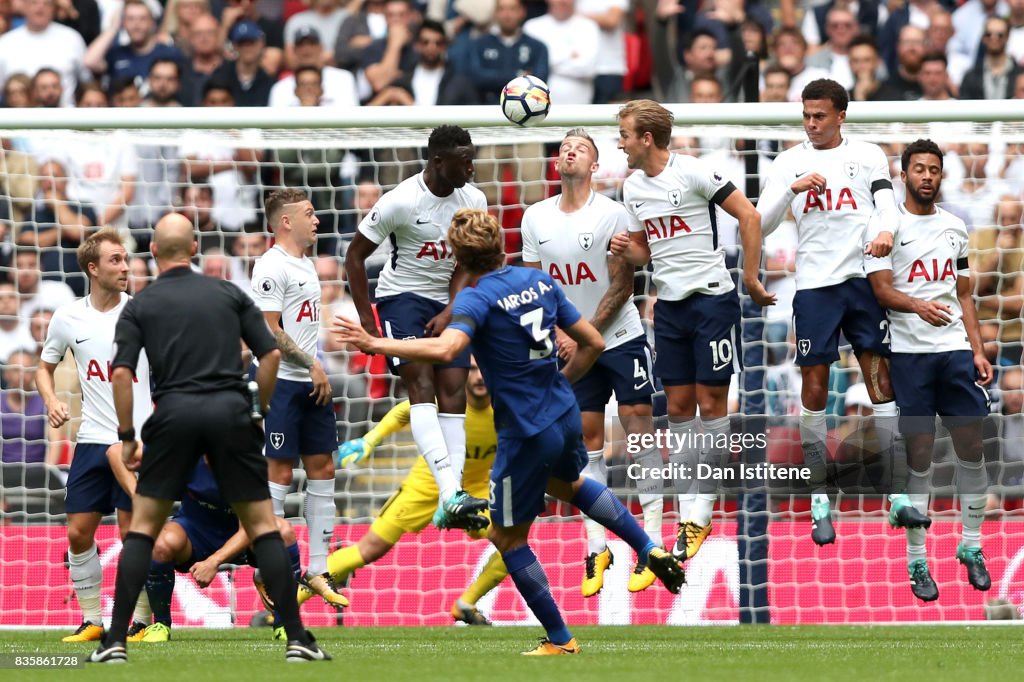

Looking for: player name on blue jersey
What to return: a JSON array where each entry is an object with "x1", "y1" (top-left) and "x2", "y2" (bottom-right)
[{"x1": 495, "y1": 280, "x2": 554, "y2": 312}]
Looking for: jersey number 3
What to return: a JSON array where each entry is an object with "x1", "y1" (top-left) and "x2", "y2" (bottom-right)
[{"x1": 519, "y1": 308, "x2": 554, "y2": 359}]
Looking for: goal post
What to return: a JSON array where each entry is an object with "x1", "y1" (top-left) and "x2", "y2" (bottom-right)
[{"x1": 0, "y1": 102, "x2": 1022, "y2": 628}]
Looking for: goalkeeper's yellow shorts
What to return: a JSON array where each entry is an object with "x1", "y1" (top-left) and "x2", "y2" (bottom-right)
[{"x1": 370, "y1": 457, "x2": 492, "y2": 544}]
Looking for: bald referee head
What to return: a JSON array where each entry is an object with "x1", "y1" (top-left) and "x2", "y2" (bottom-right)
[{"x1": 151, "y1": 212, "x2": 197, "y2": 270}]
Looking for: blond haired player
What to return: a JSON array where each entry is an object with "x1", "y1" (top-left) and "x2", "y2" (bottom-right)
[{"x1": 297, "y1": 357, "x2": 507, "y2": 625}]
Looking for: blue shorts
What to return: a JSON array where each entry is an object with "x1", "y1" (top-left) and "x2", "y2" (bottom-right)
[
  {"x1": 573, "y1": 334, "x2": 655, "y2": 412},
  {"x1": 170, "y1": 513, "x2": 251, "y2": 571},
  {"x1": 65, "y1": 443, "x2": 132, "y2": 514},
  {"x1": 489, "y1": 406, "x2": 587, "y2": 527},
  {"x1": 376, "y1": 293, "x2": 471, "y2": 371},
  {"x1": 793, "y1": 278, "x2": 889, "y2": 367},
  {"x1": 264, "y1": 378, "x2": 338, "y2": 460},
  {"x1": 891, "y1": 350, "x2": 990, "y2": 433},
  {"x1": 653, "y1": 292, "x2": 742, "y2": 386}
]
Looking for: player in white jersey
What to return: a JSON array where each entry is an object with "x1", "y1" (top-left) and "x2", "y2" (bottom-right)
[
  {"x1": 757, "y1": 79, "x2": 929, "y2": 545},
  {"x1": 36, "y1": 229, "x2": 154, "y2": 643},
  {"x1": 249, "y1": 189, "x2": 345, "y2": 609},
  {"x1": 610, "y1": 100, "x2": 775, "y2": 563},
  {"x1": 344, "y1": 126, "x2": 490, "y2": 530},
  {"x1": 865, "y1": 139, "x2": 993, "y2": 602},
  {"x1": 522, "y1": 128, "x2": 664, "y2": 595}
]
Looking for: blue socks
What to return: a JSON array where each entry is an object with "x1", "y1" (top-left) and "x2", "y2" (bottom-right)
[
  {"x1": 502, "y1": 544, "x2": 571, "y2": 645},
  {"x1": 572, "y1": 476, "x2": 657, "y2": 557},
  {"x1": 287, "y1": 542, "x2": 302, "y2": 580},
  {"x1": 145, "y1": 560, "x2": 175, "y2": 627}
]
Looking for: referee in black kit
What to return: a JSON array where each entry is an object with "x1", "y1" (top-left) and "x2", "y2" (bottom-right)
[{"x1": 89, "y1": 213, "x2": 330, "y2": 664}]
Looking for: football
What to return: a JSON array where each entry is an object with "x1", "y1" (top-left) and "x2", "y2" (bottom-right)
[{"x1": 500, "y1": 75, "x2": 551, "y2": 127}]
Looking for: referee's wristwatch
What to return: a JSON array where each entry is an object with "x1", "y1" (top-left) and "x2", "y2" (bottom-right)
[{"x1": 117, "y1": 427, "x2": 136, "y2": 442}]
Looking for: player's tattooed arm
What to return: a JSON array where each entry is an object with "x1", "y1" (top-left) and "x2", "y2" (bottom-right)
[
  {"x1": 590, "y1": 252, "x2": 635, "y2": 333},
  {"x1": 271, "y1": 324, "x2": 331, "y2": 405},
  {"x1": 263, "y1": 311, "x2": 314, "y2": 368},
  {"x1": 273, "y1": 329, "x2": 315, "y2": 369}
]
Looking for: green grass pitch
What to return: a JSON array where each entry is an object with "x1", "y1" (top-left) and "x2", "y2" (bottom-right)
[{"x1": 3, "y1": 625, "x2": 1022, "y2": 681}]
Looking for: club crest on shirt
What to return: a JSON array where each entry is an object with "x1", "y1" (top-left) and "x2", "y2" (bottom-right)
[
  {"x1": 798, "y1": 339, "x2": 811, "y2": 356},
  {"x1": 944, "y1": 230, "x2": 960, "y2": 251},
  {"x1": 668, "y1": 188, "x2": 682, "y2": 207},
  {"x1": 844, "y1": 161, "x2": 858, "y2": 179},
  {"x1": 270, "y1": 432, "x2": 285, "y2": 449},
  {"x1": 578, "y1": 232, "x2": 594, "y2": 250}
]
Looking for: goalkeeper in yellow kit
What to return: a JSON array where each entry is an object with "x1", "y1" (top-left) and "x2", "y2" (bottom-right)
[{"x1": 296, "y1": 357, "x2": 507, "y2": 625}]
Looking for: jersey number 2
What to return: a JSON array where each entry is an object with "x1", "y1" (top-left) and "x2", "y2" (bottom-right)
[{"x1": 519, "y1": 308, "x2": 553, "y2": 359}]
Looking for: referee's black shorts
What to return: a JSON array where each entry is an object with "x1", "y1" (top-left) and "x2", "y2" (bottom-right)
[{"x1": 137, "y1": 390, "x2": 268, "y2": 503}]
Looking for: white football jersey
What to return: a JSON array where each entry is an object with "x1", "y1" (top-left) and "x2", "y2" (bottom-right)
[
  {"x1": 762, "y1": 138, "x2": 890, "y2": 291},
  {"x1": 623, "y1": 153, "x2": 735, "y2": 301},
  {"x1": 864, "y1": 204, "x2": 971, "y2": 354},
  {"x1": 521, "y1": 191, "x2": 645, "y2": 350},
  {"x1": 250, "y1": 246, "x2": 321, "y2": 382},
  {"x1": 41, "y1": 293, "x2": 152, "y2": 445},
  {"x1": 358, "y1": 173, "x2": 487, "y2": 303}
]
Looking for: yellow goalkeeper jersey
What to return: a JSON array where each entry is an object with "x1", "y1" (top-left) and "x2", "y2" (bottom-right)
[{"x1": 367, "y1": 400, "x2": 496, "y2": 486}]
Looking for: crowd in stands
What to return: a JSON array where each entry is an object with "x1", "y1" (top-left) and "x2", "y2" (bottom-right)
[{"x1": 0, "y1": 0, "x2": 1019, "y2": 499}]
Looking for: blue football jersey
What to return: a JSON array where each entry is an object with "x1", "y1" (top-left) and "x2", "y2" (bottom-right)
[
  {"x1": 449, "y1": 266, "x2": 582, "y2": 438},
  {"x1": 179, "y1": 458, "x2": 236, "y2": 527}
]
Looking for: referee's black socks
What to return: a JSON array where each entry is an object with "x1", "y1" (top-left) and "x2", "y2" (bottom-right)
[
  {"x1": 106, "y1": 531, "x2": 155, "y2": 645},
  {"x1": 252, "y1": 531, "x2": 308, "y2": 644}
]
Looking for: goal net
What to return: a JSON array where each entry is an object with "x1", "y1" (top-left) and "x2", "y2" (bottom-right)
[{"x1": 1, "y1": 103, "x2": 1022, "y2": 629}]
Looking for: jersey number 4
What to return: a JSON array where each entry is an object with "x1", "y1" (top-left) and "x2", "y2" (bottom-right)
[{"x1": 519, "y1": 308, "x2": 554, "y2": 359}]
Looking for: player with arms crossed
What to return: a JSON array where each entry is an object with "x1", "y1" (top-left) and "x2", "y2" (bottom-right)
[
  {"x1": 250, "y1": 189, "x2": 345, "y2": 608},
  {"x1": 299, "y1": 357, "x2": 507, "y2": 625},
  {"x1": 344, "y1": 126, "x2": 489, "y2": 530},
  {"x1": 105, "y1": 452, "x2": 309, "y2": 641},
  {"x1": 335, "y1": 209, "x2": 685, "y2": 655},
  {"x1": 522, "y1": 127, "x2": 664, "y2": 596},
  {"x1": 865, "y1": 139, "x2": 992, "y2": 601},
  {"x1": 757, "y1": 78, "x2": 929, "y2": 545},
  {"x1": 37, "y1": 229, "x2": 154, "y2": 643},
  {"x1": 611, "y1": 100, "x2": 774, "y2": 563}
]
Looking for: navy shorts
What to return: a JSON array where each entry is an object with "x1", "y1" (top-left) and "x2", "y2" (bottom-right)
[
  {"x1": 653, "y1": 292, "x2": 742, "y2": 386},
  {"x1": 65, "y1": 443, "x2": 132, "y2": 514},
  {"x1": 573, "y1": 334, "x2": 655, "y2": 412},
  {"x1": 489, "y1": 405, "x2": 587, "y2": 527},
  {"x1": 376, "y1": 293, "x2": 471, "y2": 371},
  {"x1": 264, "y1": 378, "x2": 338, "y2": 460},
  {"x1": 792, "y1": 278, "x2": 889, "y2": 367},
  {"x1": 170, "y1": 513, "x2": 252, "y2": 571},
  {"x1": 891, "y1": 350, "x2": 990, "y2": 434}
]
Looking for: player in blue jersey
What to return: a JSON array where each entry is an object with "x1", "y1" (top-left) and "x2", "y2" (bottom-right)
[
  {"x1": 334, "y1": 209, "x2": 685, "y2": 655},
  {"x1": 107, "y1": 451, "x2": 321, "y2": 642}
]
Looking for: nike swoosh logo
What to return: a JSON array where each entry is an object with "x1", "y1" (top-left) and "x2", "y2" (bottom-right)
[
  {"x1": 297, "y1": 281, "x2": 306, "y2": 287},
  {"x1": 633, "y1": 201, "x2": 646, "y2": 208},
  {"x1": 900, "y1": 240, "x2": 915, "y2": 246},
  {"x1": 633, "y1": 380, "x2": 650, "y2": 390},
  {"x1": 712, "y1": 361, "x2": 732, "y2": 372},
  {"x1": 795, "y1": 171, "x2": 808, "y2": 178},
  {"x1": 416, "y1": 218, "x2": 431, "y2": 224},
  {"x1": 75, "y1": 337, "x2": 90, "y2": 344},
  {"x1": 538, "y1": 239, "x2": 551, "y2": 245},
  {"x1": 968, "y1": 504, "x2": 986, "y2": 511}
]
